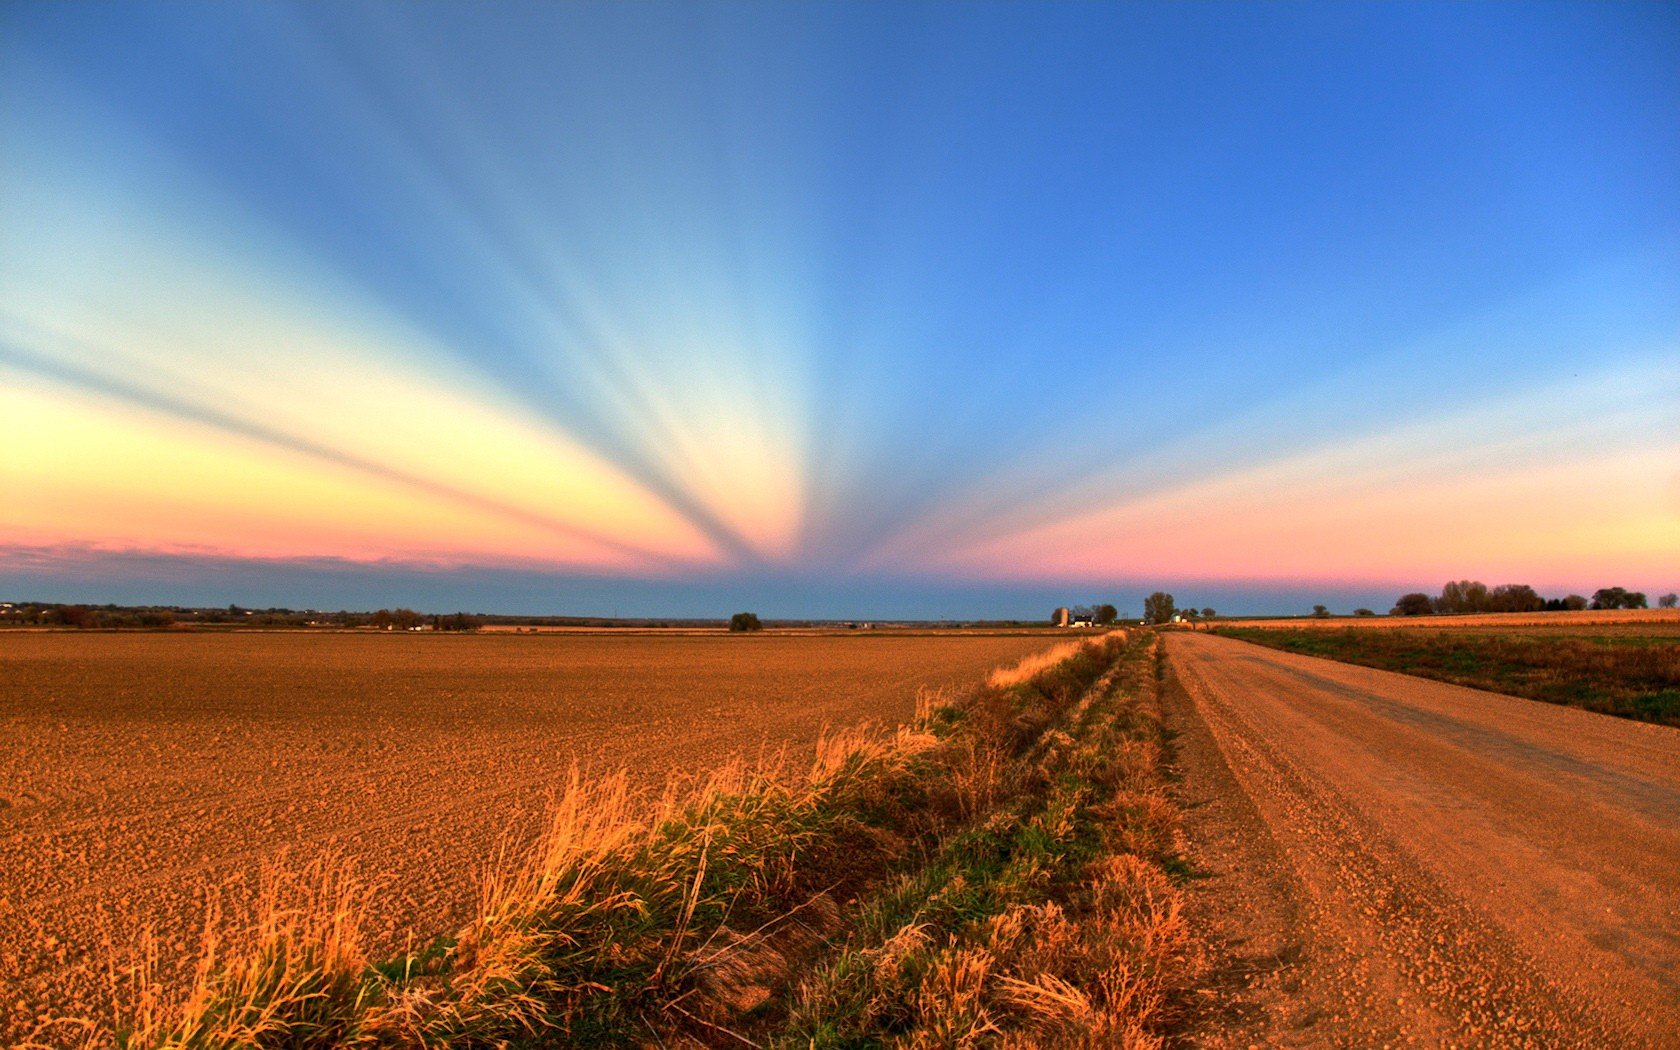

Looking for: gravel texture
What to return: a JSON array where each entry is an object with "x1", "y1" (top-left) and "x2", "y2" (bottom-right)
[{"x1": 1163, "y1": 631, "x2": 1680, "y2": 1048}]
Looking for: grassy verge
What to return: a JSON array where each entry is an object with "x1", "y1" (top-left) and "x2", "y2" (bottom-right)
[
  {"x1": 1213, "y1": 627, "x2": 1680, "y2": 725},
  {"x1": 82, "y1": 631, "x2": 1193, "y2": 1049},
  {"x1": 774, "y1": 632, "x2": 1194, "y2": 1048}
]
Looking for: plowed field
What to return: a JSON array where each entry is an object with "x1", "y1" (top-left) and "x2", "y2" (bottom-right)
[{"x1": 0, "y1": 629, "x2": 1058, "y2": 1041}]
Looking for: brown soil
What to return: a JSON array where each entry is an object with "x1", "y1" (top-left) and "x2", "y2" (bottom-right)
[
  {"x1": 1162, "y1": 632, "x2": 1680, "y2": 1048},
  {"x1": 0, "y1": 630, "x2": 1053, "y2": 1042}
]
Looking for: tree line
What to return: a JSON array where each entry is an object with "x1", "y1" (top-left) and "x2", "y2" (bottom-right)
[
  {"x1": 1, "y1": 603, "x2": 182, "y2": 628},
  {"x1": 1141, "y1": 593, "x2": 1215, "y2": 626},
  {"x1": 1060, "y1": 582, "x2": 1676, "y2": 627},
  {"x1": 1, "y1": 602, "x2": 485, "y2": 631},
  {"x1": 367, "y1": 608, "x2": 484, "y2": 631},
  {"x1": 1390, "y1": 581, "x2": 1675, "y2": 616}
]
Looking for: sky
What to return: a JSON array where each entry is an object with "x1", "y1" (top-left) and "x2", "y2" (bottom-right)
[{"x1": 2, "y1": 1, "x2": 1677, "y2": 618}]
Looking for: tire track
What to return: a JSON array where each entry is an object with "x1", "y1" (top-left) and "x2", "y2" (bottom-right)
[{"x1": 1164, "y1": 632, "x2": 1680, "y2": 1049}]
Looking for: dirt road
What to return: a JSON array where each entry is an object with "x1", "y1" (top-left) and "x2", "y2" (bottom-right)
[{"x1": 1163, "y1": 632, "x2": 1680, "y2": 1049}]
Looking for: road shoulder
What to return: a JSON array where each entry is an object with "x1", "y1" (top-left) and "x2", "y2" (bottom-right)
[{"x1": 1160, "y1": 640, "x2": 1335, "y2": 1047}]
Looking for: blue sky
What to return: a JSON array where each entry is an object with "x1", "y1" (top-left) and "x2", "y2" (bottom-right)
[{"x1": 2, "y1": 1, "x2": 1677, "y2": 617}]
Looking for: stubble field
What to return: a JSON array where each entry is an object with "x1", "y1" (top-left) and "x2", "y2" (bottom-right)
[
  {"x1": 1213, "y1": 610, "x2": 1680, "y2": 723},
  {"x1": 0, "y1": 629, "x2": 1059, "y2": 1042}
]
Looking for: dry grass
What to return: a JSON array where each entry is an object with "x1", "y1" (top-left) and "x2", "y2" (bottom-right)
[
  {"x1": 68, "y1": 633, "x2": 1151, "y2": 1049},
  {"x1": 116, "y1": 862, "x2": 373, "y2": 1050},
  {"x1": 777, "y1": 633, "x2": 1199, "y2": 1049},
  {"x1": 988, "y1": 636, "x2": 1107, "y2": 688}
]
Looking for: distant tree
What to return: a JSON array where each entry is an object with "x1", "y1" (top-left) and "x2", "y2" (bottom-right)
[
  {"x1": 1201, "y1": 608, "x2": 1216, "y2": 622},
  {"x1": 1392, "y1": 592, "x2": 1434, "y2": 616},
  {"x1": 1434, "y1": 580, "x2": 1491, "y2": 614},
  {"x1": 1591, "y1": 587, "x2": 1637, "y2": 610},
  {"x1": 1311, "y1": 604, "x2": 1330, "y2": 618},
  {"x1": 1354, "y1": 608, "x2": 1376, "y2": 617},
  {"x1": 1182, "y1": 608, "x2": 1201, "y2": 626},
  {"x1": 1435, "y1": 582, "x2": 1462, "y2": 614},
  {"x1": 1143, "y1": 592, "x2": 1176, "y2": 625},
  {"x1": 1465, "y1": 581, "x2": 1491, "y2": 612},
  {"x1": 729, "y1": 611, "x2": 763, "y2": 632},
  {"x1": 57, "y1": 604, "x2": 96, "y2": 628},
  {"x1": 434, "y1": 612, "x2": 483, "y2": 632},
  {"x1": 1489, "y1": 584, "x2": 1544, "y2": 613},
  {"x1": 1589, "y1": 587, "x2": 1647, "y2": 610},
  {"x1": 1563, "y1": 594, "x2": 1588, "y2": 611},
  {"x1": 1094, "y1": 603, "x2": 1118, "y2": 625},
  {"x1": 1660, "y1": 593, "x2": 1679, "y2": 609}
]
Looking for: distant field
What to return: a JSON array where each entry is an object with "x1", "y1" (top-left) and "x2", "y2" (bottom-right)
[
  {"x1": 0, "y1": 630, "x2": 1057, "y2": 1041},
  {"x1": 1214, "y1": 622, "x2": 1680, "y2": 725}
]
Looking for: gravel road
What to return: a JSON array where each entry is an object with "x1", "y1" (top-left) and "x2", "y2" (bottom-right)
[{"x1": 1163, "y1": 631, "x2": 1680, "y2": 1049}]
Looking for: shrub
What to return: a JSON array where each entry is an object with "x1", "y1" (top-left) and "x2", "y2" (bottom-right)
[
  {"x1": 729, "y1": 612, "x2": 764, "y2": 632},
  {"x1": 1392, "y1": 593, "x2": 1434, "y2": 616}
]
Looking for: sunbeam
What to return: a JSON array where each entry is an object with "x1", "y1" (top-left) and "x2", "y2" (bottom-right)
[{"x1": 2, "y1": 0, "x2": 1676, "y2": 615}]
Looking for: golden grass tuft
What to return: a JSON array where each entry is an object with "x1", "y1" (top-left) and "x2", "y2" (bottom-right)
[
  {"x1": 987, "y1": 638, "x2": 1094, "y2": 689},
  {"x1": 990, "y1": 632, "x2": 1124, "y2": 689},
  {"x1": 102, "y1": 859, "x2": 371, "y2": 1050}
]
